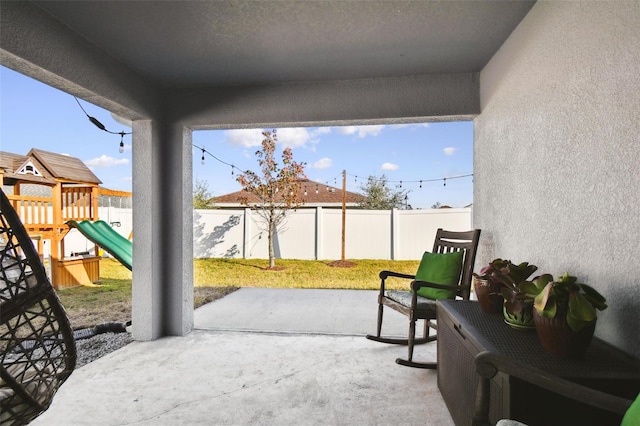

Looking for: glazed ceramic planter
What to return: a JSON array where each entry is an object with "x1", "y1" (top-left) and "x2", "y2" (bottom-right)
[
  {"x1": 473, "y1": 276, "x2": 503, "y2": 314},
  {"x1": 533, "y1": 304, "x2": 596, "y2": 359},
  {"x1": 503, "y1": 302, "x2": 535, "y2": 330}
]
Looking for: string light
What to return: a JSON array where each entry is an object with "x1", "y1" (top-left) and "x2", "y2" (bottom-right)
[
  {"x1": 195, "y1": 144, "x2": 473, "y2": 209},
  {"x1": 74, "y1": 96, "x2": 131, "y2": 153},
  {"x1": 346, "y1": 171, "x2": 472, "y2": 187},
  {"x1": 75, "y1": 94, "x2": 472, "y2": 199},
  {"x1": 73, "y1": 97, "x2": 471, "y2": 195}
]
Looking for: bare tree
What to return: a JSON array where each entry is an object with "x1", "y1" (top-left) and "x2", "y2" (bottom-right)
[{"x1": 236, "y1": 130, "x2": 306, "y2": 268}]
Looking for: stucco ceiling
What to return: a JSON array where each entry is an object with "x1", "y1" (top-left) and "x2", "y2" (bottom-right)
[{"x1": 33, "y1": 0, "x2": 535, "y2": 90}]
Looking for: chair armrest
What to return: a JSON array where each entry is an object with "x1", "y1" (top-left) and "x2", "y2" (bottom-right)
[
  {"x1": 377, "y1": 270, "x2": 415, "y2": 297},
  {"x1": 411, "y1": 280, "x2": 470, "y2": 293},
  {"x1": 472, "y1": 351, "x2": 633, "y2": 426},
  {"x1": 379, "y1": 270, "x2": 415, "y2": 280}
]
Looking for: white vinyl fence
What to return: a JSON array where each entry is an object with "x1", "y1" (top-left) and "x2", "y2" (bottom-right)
[
  {"x1": 192, "y1": 207, "x2": 472, "y2": 260},
  {"x1": 61, "y1": 206, "x2": 472, "y2": 261}
]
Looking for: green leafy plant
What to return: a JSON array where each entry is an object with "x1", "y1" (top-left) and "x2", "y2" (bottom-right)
[
  {"x1": 473, "y1": 258, "x2": 510, "y2": 286},
  {"x1": 533, "y1": 272, "x2": 607, "y2": 331},
  {"x1": 474, "y1": 259, "x2": 539, "y2": 315}
]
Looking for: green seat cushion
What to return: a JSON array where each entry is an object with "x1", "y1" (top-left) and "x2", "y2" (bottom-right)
[
  {"x1": 622, "y1": 392, "x2": 640, "y2": 426},
  {"x1": 414, "y1": 250, "x2": 463, "y2": 300}
]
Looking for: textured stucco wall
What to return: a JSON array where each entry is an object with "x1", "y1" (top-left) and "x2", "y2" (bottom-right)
[{"x1": 475, "y1": 2, "x2": 640, "y2": 355}]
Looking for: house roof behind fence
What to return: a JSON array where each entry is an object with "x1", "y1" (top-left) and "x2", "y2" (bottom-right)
[{"x1": 212, "y1": 179, "x2": 364, "y2": 207}]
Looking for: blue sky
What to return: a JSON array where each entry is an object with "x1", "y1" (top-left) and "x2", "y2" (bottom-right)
[{"x1": 1, "y1": 66, "x2": 473, "y2": 209}]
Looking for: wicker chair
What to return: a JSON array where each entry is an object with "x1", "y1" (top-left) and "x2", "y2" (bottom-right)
[
  {"x1": 366, "y1": 228, "x2": 480, "y2": 368},
  {"x1": 0, "y1": 189, "x2": 76, "y2": 425}
]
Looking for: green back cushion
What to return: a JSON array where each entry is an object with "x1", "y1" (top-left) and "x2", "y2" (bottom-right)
[
  {"x1": 622, "y1": 392, "x2": 640, "y2": 426},
  {"x1": 414, "y1": 250, "x2": 463, "y2": 300}
]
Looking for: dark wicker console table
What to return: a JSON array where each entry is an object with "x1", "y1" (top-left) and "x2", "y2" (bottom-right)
[{"x1": 436, "y1": 300, "x2": 640, "y2": 426}]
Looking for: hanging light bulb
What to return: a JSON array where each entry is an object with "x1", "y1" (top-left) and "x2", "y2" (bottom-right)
[
  {"x1": 119, "y1": 132, "x2": 125, "y2": 154},
  {"x1": 419, "y1": 180, "x2": 423, "y2": 189},
  {"x1": 443, "y1": 178, "x2": 447, "y2": 187},
  {"x1": 201, "y1": 148, "x2": 205, "y2": 165}
]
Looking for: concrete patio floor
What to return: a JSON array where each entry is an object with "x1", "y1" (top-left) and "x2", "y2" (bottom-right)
[{"x1": 32, "y1": 289, "x2": 454, "y2": 425}]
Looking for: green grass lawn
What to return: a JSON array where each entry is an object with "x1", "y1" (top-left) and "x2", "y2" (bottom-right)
[
  {"x1": 57, "y1": 257, "x2": 420, "y2": 329},
  {"x1": 193, "y1": 258, "x2": 420, "y2": 290}
]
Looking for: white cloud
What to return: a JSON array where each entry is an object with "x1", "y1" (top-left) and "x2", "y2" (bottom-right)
[
  {"x1": 389, "y1": 123, "x2": 430, "y2": 130},
  {"x1": 85, "y1": 155, "x2": 129, "y2": 168},
  {"x1": 381, "y1": 162, "x2": 399, "y2": 171},
  {"x1": 225, "y1": 129, "x2": 265, "y2": 148},
  {"x1": 311, "y1": 157, "x2": 332, "y2": 169},
  {"x1": 337, "y1": 125, "x2": 385, "y2": 138},
  {"x1": 277, "y1": 127, "x2": 311, "y2": 148},
  {"x1": 311, "y1": 127, "x2": 332, "y2": 136},
  {"x1": 443, "y1": 147, "x2": 458, "y2": 156},
  {"x1": 225, "y1": 127, "x2": 313, "y2": 149}
]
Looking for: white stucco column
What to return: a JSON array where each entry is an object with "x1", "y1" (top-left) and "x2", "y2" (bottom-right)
[{"x1": 132, "y1": 120, "x2": 193, "y2": 340}]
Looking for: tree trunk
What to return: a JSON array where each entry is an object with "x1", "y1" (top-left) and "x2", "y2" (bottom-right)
[{"x1": 268, "y1": 217, "x2": 275, "y2": 268}]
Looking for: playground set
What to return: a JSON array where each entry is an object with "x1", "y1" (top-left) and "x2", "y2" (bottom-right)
[{"x1": 0, "y1": 148, "x2": 132, "y2": 289}]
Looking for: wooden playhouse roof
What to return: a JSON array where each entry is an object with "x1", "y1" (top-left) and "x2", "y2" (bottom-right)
[{"x1": 0, "y1": 148, "x2": 101, "y2": 186}]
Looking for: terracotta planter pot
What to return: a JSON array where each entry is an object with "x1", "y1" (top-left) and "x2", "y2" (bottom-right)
[
  {"x1": 473, "y1": 276, "x2": 503, "y2": 314},
  {"x1": 533, "y1": 304, "x2": 596, "y2": 359}
]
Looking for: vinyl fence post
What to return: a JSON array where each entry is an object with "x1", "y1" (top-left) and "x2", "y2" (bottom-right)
[
  {"x1": 391, "y1": 208, "x2": 399, "y2": 260},
  {"x1": 243, "y1": 207, "x2": 251, "y2": 259},
  {"x1": 315, "y1": 206, "x2": 323, "y2": 260}
]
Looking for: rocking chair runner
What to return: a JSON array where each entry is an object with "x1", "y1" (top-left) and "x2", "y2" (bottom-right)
[
  {"x1": 366, "y1": 228, "x2": 480, "y2": 369},
  {"x1": 0, "y1": 189, "x2": 77, "y2": 425}
]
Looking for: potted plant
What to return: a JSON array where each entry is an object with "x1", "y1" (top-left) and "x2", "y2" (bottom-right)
[
  {"x1": 531, "y1": 272, "x2": 607, "y2": 358},
  {"x1": 497, "y1": 262, "x2": 544, "y2": 330},
  {"x1": 473, "y1": 258, "x2": 511, "y2": 314}
]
